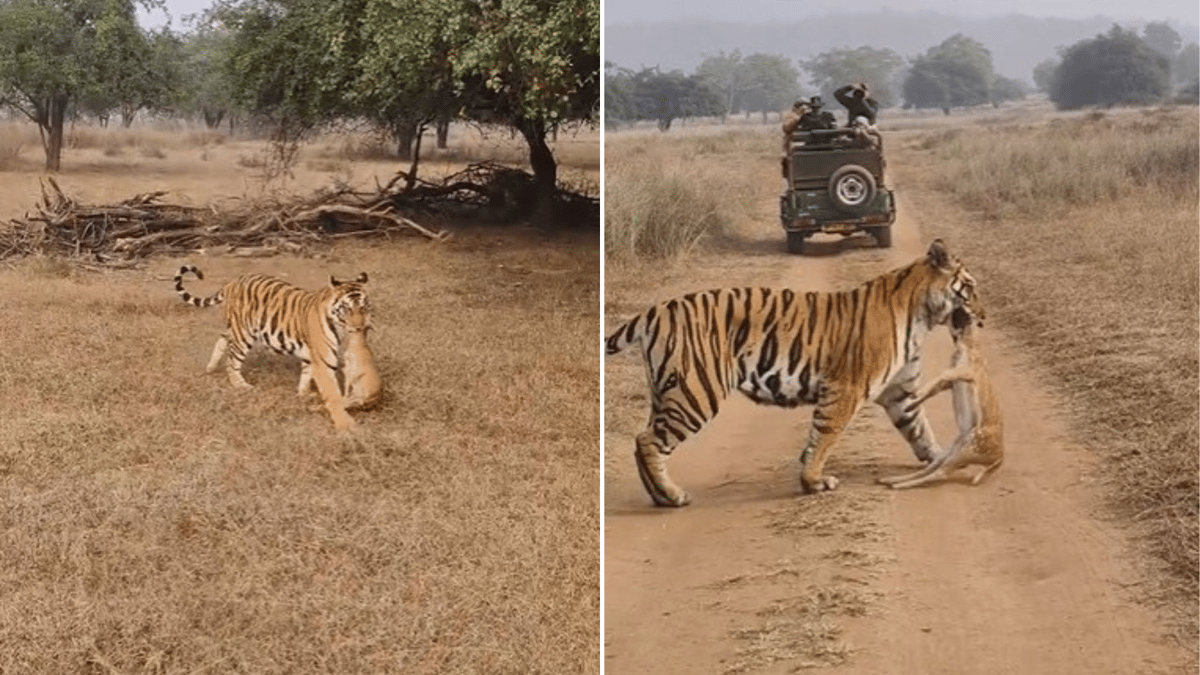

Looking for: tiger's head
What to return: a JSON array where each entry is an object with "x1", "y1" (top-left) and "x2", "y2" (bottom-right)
[
  {"x1": 922, "y1": 239, "x2": 983, "y2": 328},
  {"x1": 327, "y1": 272, "x2": 371, "y2": 327}
]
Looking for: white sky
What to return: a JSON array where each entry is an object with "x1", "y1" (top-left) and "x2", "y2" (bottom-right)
[
  {"x1": 138, "y1": 0, "x2": 215, "y2": 29},
  {"x1": 604, "y1": 0, "x2": 1199, "y2": 27}
]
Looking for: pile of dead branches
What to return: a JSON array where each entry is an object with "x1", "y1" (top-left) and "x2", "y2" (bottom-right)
[{"x1": 0, "y1": 163, "x2": 559, "y2": 266}]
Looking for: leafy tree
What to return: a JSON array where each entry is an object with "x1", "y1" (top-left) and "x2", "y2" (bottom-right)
[
  {"x1": 903, "y1": 33, "x2": 995, "y2": 112},
  {"x1": 991, "y1": 75, "x2": 1029, "y2": 104},
  {"x1": 618, "y1": 67, "x2": 718, "y2": 131},
  {"x1": 174, "y1": 18, "x2": 239, "y2": 129},
  {"x1": 1174, "y1": 43, "x2": 1199, "y2": 87},
  {"x1": 216, "y1": 0, "x2": 598, "y2": 221},
  {"x1": 696, "y1": 49, "x2": 748, "y2": 120},
  {"x1": 1032, "y1": 57, "x2": 1059, "y2": 93},
  {"x1": 1142, "y1": 21, "x2": 1182, "y2": 59},
  {"x1": 604, "y1": 60, "x2": 637, "y2": 124},
  {"x1": 739, "y1": 53, "x2": 801, "y2": 121},
  {"x1": 802, "y1": 45, "x2": 904, "y2": 108},
  {"x1": 0, "y1": 0, "x2": 162, "y2": 170},
  {"x1": 1051, "y1": 25, "x2": 1169, "y2": 109}
]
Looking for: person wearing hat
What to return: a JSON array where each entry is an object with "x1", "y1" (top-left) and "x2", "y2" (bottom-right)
[{"x1": 834, "y1": 82, "x2": 879, "y2": 126}]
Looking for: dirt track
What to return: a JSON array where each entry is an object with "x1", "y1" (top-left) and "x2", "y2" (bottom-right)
[{"x1": 604, "y1": 198, "x2": 1189, "y2": 674}]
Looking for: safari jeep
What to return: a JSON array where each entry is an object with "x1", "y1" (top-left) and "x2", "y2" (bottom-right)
[{"x1": 779, "y1": 127, "x2": 895, "y2": 255}]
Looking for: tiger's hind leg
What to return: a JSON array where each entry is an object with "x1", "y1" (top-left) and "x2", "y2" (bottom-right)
[
  {"x1": 205, "y1": 336, "x2": 229, "y2": 374},
  {"x1": 634, "y1": 424, "x2": 691, "y2": 507},
  {"x1": 634, "y1": 383, "x2": 726, "y2": 507},
  {"x1": 219, "y1": 333, "x2": 254, "y2": 389}
]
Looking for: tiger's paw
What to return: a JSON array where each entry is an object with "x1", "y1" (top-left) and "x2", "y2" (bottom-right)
[
  {"x1": 651, "y1": 490, "x2": 692, "y2": 508},
  {"x1": 800, "y1": 475, "x2": 839, "y2": 494}
]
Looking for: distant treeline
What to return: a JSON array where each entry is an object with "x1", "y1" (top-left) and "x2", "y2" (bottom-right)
[{"x1": 606, "y1": 23, "x2": 1199, "y2": 129}]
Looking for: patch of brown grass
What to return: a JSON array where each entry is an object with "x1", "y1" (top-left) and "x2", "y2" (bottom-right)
[
  {"x1": 0, "y1": 231, "x2": 599, "y2": 674},
  {"x1": 603, "y1": 128, "x2": 772, "y2": 262},
  {"x1": 895, "y1": 105, "x2": 1199, "y2": 639}
]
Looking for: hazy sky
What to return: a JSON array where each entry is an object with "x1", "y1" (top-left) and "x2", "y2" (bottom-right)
[
  {"x1": 605, "y1": 0, "x2": 1199, "y2": 27},
  {"x1": 138, "y1": 0, "x2": 214, "y2": 28}
]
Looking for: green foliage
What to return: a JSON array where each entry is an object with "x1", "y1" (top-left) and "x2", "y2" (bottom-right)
[
  {"x1": 604, "y1": 65, "x2": 719, "y2": 130},
  {"x1": 903, "y1": 34, "x2": 995, "y2": 111},
  {"x1": 801, "y1": 45, "x2": 904, "y2": 108},
  {"x1": 173, "y1": 18, "x2": 240, "y2": 128},
  {"x1": 739, "y1": 53, "x2": 801, "y2": 117},
  {"x1": 990, "y1": 75, "x2": 1029, "y2": 104},
  {"x1": 1142, "y1": 21, "x2": 1182, "y2": 60},
  {"x1": 1051, "y1": 25, "x2": 1170, "y2": 110},
  {"x1": 695, "y1": 49, "x2": 745, "y2": 119},
  {"x1": 693, "y1": 50, "x2": 800, "y2": 119},
  {"x1": 1032, "y1": 57, "x2": 1059, "y2": 93},
  {"x1": 1174, "y1": 43, "x2": 1199, "y2": 87}
]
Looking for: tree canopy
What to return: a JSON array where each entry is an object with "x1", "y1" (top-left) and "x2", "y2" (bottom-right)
[
  {"x1": 902, "y1": 33, "x2": 995, "y2": 112},
  {"x1": 604, "y1": 64, "x2": 720, "y2": 131},
  {"x1": 1051, "y1": 25, "x2": 1170, "y2": 109},
  {"x1": 212, "y1": 0, "x2": 598, "y2": 219},
  {"x1": 802, "y1": 46, "x2": 904, "y2": 108}
]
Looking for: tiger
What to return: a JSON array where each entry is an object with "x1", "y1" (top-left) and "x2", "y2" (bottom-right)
[
  {"x1": 173, "y1": 265, "x2": 370, "y2": 430},
  {"x1": 605, "y1": 239, "x2": 980, "y2": 507},
  {"x1": 338, "y1": 300, "x2": 383, "y2": 411},
  {"x1": 877, "y1": 302, "x2": 1002, "y2": 489}
]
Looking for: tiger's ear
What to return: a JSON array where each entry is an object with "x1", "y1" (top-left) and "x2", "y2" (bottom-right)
[
  {"x1": 355, "y1": 272, "x2": 368, "y2": 284},
  {"x1": 926, "y1": 239, "x2": 950, "y2": 270},
  {"x1": 329, "y1": 275, "x2": 341, "y2": 287}
]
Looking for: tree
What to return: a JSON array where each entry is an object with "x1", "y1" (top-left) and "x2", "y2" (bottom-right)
[
  {"x1": 174, "y1": 18, "x2": 239, "y2": 130},
  {"x1": 696, "y1": 50, "x2": 748, "y2": 121},
  {"x1": 802, "y1": 46, "x2": 904, "y2": 108},
  {"x1": 1142, "y1": 21, "x2": 1182, "y2": 60},
  {"x1": 604, "y1": 60, "x2": 637, "y2": 124},
  {"x1": 991, "y1": 75, "x2": 1029, "y2": 104},
  {"x1": 1174, "y1": 43, "x2": 1199, "y2": 87},
  {"x1": 218, "y1": 0, "x2": 598, "y2": 222},
  {"x1": 1032, "y1": 57, "x2": 1059, "y2": 93},
  {"x1": 1051, "y1": 25, "x2": 1169, "y2": 109},
  {"x1": 903, "y1": 34, "x2": 995, "y2": 112},
  {"x1": 0, "y1": 0, "x2": 162, "y2": 170},
  {"x1": 613, "y1": 67, "x2": 718, "y2": 131},
  {"x1": 739, "y1": 53, "x2": 801, "y2": 121}
]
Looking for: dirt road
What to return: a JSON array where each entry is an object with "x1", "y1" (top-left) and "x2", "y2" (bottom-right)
[{"x1": 604, "y1": 199, "x2": 1188, "y2": 674}]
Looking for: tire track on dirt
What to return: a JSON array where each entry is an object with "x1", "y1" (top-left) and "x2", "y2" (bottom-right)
[{"x1": 604, "y1": 197, "x2": 1189, "y2": 674}]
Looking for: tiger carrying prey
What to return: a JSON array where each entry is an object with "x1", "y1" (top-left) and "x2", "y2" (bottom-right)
[
  {"x1": 605, "y1": 239, "x2": 981, "y2": 507},
  {"x1": 877, "y1": 303, "x2": 1002, "y2": 489},
  {"x1": 174, "y1": 265, "x2": 370, "y2": 430}
]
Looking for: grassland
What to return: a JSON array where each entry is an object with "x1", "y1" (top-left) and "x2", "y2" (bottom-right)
[
  {"x1": 895, "y1": 104, "x2": 1199, "y2": 631},
  {"x1": 0, "y1": 121, "x2": 600, "y2": 673}
]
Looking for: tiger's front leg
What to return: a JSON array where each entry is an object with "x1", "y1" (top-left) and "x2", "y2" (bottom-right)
[
  {"x1": 310, "y1": 358, "x2": 356, "y2": 431},
  {"x1": 877, "y1": 386, "x2": 941, "y2": 464}
]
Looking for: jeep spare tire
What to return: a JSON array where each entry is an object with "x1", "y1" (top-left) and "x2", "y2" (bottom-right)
[{"x1": 828, "y1": 165, "x2": 876, "y2": 214}]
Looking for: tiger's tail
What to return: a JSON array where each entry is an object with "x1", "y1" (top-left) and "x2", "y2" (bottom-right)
[
  {"x1": 605, "y1": 311, "x2": 649, "y2": 355},
  {"x1": 174, "y1": 265, "x2": 223, "y2": 308}
]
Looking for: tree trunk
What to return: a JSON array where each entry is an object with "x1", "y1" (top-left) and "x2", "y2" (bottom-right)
[
  {"x1": 518, "y1": 119, "x2": 557, "y2": 224},
  {"x1": 202, "y1": 108, "x2": 225, "y2": 130},
  {"x1": 394, "y1": 122, "x2": 418, "y2": 161},
  {"x1": 435, "y1": 118, "x2": 449, "y2": 149},
  {"x1": 43, "y1": 95, "x2": 68, "y2": 172}
]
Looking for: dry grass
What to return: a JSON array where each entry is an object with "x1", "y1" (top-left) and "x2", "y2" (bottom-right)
[
  {"x1": 0, "y1": 231, "x2": 599, "y2": 674},
  {"x1": 603, "y1": 127, "x2": 772, "y2": 263},
  {"x1": 895, "y1": 104, "x2": 1199, "y2": 636},
  {"x1": 0, "y1": 114, "x2": 599, "y2": 673}
]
